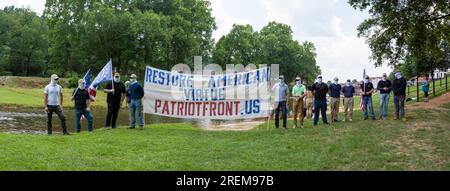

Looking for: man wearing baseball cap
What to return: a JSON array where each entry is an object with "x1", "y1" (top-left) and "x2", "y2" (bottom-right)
[
  {"x1": 377, "y1": 73, "x2": 392, "y2": 120},
  {"x1": 392, "y1": 71, "x2": 407, "y2": 121},
  {"x1": 291, "y1": 77, "x2": 306, "y2": 128},
  {"x1": 128, "y1": 74, "x2": 145, "y2": 129},
  {"x1": 311, "y1": 75, "x2": 329, "y2": 126},
  {"x1": 43, "y1": 74, "x2": 69, "y2": 135},
  {"x1": 272, "y1": 75, "x2": 289, "y2": 129},
  {"x1": 361, "y1": 75, "x2": 376, "y2": 120},
  {"x1": 104, "y1": 72, "x2": 126, "y2": 129},
  {"x1": 342, "y1": 79, "x2": 355, "y2": 122},
  {"x1": 329, "y1": 77, "x2": 342, "y2": 123}
]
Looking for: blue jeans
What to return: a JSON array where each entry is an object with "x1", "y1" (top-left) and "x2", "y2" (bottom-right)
[
  {"x1": 314, "y1": 100, "x2": 328, "y2": 125},
  {"x1": 363, "y1": 96, "x2": 375, "y2": 119},
  {"x1": 379, "y1": 94, "x2": 390, "y2": 118},
  {"x1": 274, "y1": 101, "x2": 287, "y2": 128},
  {"x1": 75, "y1": 108, "x2": 93, "y2": 132},
  {"x1": 394, "y1": 95, "x2": 405, "y2": 118},
  {"x1": 130, "y1": 99, "x2": 144, "y2": 128}
]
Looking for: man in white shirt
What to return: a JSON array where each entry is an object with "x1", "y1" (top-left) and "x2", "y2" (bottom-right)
[{"x1": 44, "y1": 74, "x2": 69, "y2": 135}]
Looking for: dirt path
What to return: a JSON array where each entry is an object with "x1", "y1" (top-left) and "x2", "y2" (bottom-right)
[
  {"x1": 406, "y1": 92, "x2": 450, "y2": 111},
  {"x1": 202, "y1": 121, "x2": 265, "y2": 131},
  {"x1": 383, "y1": 92, "x2": 450, "y2": 170}
]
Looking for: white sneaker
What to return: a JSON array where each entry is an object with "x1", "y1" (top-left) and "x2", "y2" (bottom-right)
[{"x1": 293, "y1": 125, "x2": 297, "y2": 129}]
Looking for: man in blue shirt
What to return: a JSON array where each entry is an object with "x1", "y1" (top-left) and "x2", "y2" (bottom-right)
[
  {"x1": 329, "y1": 77, "x2": 342, "y2": 123},
  {"x1": 272, "y1": 75, "x2": 289, "y2": 129},
  {"x1": 128, "y1": 74, "x2": 145, "y2": 130},
  {"x1": 342, "y1": 79, "x2": 355, "y2": 122}
]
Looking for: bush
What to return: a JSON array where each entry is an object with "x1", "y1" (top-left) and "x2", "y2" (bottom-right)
[{"x1": 67, "y1": 72, "x2": 81, "y2": 88}]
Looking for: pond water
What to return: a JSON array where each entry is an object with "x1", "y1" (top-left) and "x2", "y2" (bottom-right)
[{"x1": 0, "y1": 107, "x2": 264, "y2": 134}]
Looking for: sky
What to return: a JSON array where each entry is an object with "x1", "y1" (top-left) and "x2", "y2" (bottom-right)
[{"x1": 0, "y1": 0, "x2": 392, "y2": 82}]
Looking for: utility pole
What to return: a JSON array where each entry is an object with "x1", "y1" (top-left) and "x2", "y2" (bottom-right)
[
  {"x1": 416, "y1": 76, "x2": 420, "y2": 102},
  {"x1": 433, "y1": 72, "x2": 436, "y2": 97}
]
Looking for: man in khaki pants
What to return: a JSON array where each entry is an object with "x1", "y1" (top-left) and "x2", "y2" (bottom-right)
[
  {"x1": 342, "y1": 79, "x2": 355, "y2": 122},
  {"x1": 328, "y1": 77, "x2": 342, "y2": 123},
  {"x1": 292, "y1": 77, "x2": 306, "y2": 128}
]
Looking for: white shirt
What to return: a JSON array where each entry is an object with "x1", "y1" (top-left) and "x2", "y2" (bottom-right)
[{"x1": 44, "y1": 84, "x2": 63, "y2": 106}]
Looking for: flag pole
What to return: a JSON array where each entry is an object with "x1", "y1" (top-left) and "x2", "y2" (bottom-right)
[
  {"x1": 142, "y1": 67, "x2": 146, "y2": 129},
  {"x1": 111, "y1": 59, "x2": 115, "y2": 95},
  {"x1": 72, "y1": 69, "x2": 91, "y2": 98},
  {"x1": 143, "y1": 98, "x2": 146, "y2": 129}
]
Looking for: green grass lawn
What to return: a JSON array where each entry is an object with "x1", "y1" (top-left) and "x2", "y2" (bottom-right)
[
  {"x1": 0, "y1": 83, "x2": 449, "y2": 170},
  {"x1": 0, "y1": 101, "x2": 448, "y2": 170},
  {"x1": 0, "y1": 86, "x2": 108, "y2": 108}
]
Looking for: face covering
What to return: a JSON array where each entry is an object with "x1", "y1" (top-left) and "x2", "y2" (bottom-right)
[
  {"x1": 50, "y1": 79, "x2": 57, "y2": 86},
  {"x1": 395, "y1": 73, "x2": 402, "y2": 79},
  {"x1": 114, "y1": 77, "x2": 120, "y2": 83},
  {"x1": 130, "y1": 79, "x2": 137, "y2": 84},
  {"x1": 382, "y1": 77, "x2": 387, "y2": 81},
  {"x1": 346, "y1": 82, "x2": 351, "y2": 86},
  {"x1": 296, "y1": 81, "x2": 302, "y2": 86},
  {"x1": 364, "y1": 79, "x2": 369, "y2": 83},
  {"x1": 334, "y1": 80, "x2": 339, "y2": 84},
  {"x1": 78, "y1": 83, "x2": 86, "y2": 90},
  {"x1": 317, "y1": 79, "x2": 323, "y2": 84}
]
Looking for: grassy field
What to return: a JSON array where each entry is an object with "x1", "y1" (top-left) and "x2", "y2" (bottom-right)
[
  {"x1": 0, "y1": 86, "x2": 108, "y2": 108},
  {"x1": 0, "y1": 95, "x2": 449, "y2": 170},
  {"x1": 0, "y1": 77, "x2": 449, "y2": 170}
]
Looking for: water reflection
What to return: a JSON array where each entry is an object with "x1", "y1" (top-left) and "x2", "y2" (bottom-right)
[{"x1": 0, "y1": 107, "x2": 263, "y2": 134}]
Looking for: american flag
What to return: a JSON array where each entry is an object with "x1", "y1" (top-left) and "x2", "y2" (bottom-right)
[
  {"x1": 360, "y1": 96, "x2": 365, "y2": 112},
  {"x1": 89, "y1": 59, "x2": 113, "y2": 101},
  {"x1": 360, "y1": 68, "x2": 366, "y2": 111},
  {"x1": 81, "y1": 69, "x2": 91, "y2": 122}
]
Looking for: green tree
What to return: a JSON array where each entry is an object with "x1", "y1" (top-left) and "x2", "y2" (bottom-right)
[
  {"x1": 212, "y1": 24, "x2": 261, "y2": 67},
  {"x1": 212, "y1": 22, "x2": 320, "y2": 83},
  {"x1": 259, "y1": 22, "x2": 320, "y2": 83},
  {"x1": 44, "y1": 0, "x2": 217, "y2": 76},
  {"x1": 349, "y1": 0, "x2": 450, "y2": 76},
  {"x1": 0, "y1": 7, "x2": 48, "y2": 76}
]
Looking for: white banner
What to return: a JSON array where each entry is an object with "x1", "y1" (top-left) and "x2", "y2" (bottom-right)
[{"x1": 143, "y1": 66, "x2": 271, "y2": 120}]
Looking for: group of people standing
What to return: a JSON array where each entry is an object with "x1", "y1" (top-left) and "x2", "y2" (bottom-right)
[
  {"x1": 43, "y1": 73, "x2": 144, "y2": 135},
  {"x1": 43, "y1": 70, "x2": 413, "y2": 134},
  {"x1": 272, "y1": 71, "x2": 408, "y2": 129}
]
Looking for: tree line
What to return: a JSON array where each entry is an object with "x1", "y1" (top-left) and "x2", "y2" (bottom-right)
[
  {"x1": 0, "y1": 0, "x2": 320, "y2": 84},
  {"x1": 349, "y1": 0, "x2": 450, "y2": 79}
]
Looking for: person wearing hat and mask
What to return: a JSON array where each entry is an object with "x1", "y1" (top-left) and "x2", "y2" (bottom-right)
[
  {"x1": 272, "y1": 75, "x2": 289, "y2": 129},
  {"x1": 342, "y1": 79, "x2": 355, "y2": 122},
  {"x1": 311, "y1": 75, "x2": 329, "y2": 126},
  {"x1": 361, "y1": 75, "x2": 376, "y2": 121},
  {"x1": 392, "y1": 71, "x2": 407, "y2": 121},
  {"x1": 128, "y1": 74, "x2": 145, "y2": 129},
  {"x1": 72, "y1": 79, "x2": 94, "y2": 132},
  {"x1": 329, "y1": 77, "x2": 342, "y2": 123},
  {"x1": 291, "y1": 77, "x2": 306, "y2": 128},
  {"x1": 124, "y1": 80, "x2": 131, "y2": 108},
  {"x1": 377, "y1": 73, "x2": 392, "y2": 120},
  {"x1": 104, "y1": 72, "x2": 126, "y2": 129},
  {"x1": 44, "y1": 74, "x2": 69, "y2": 135}
]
